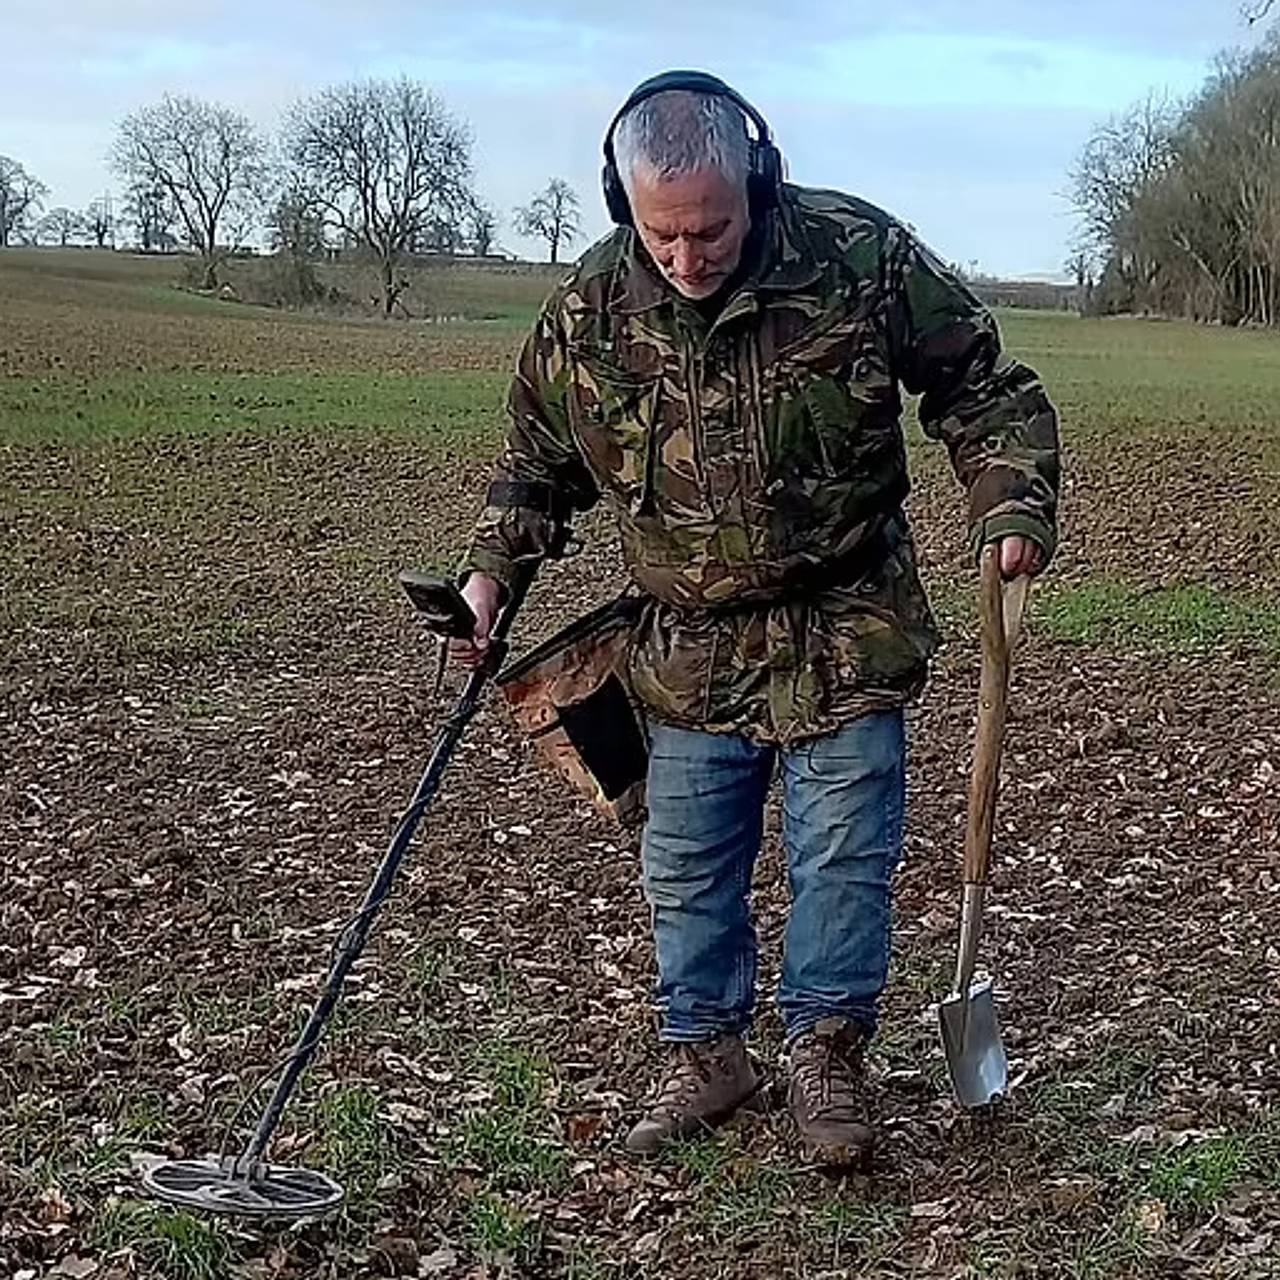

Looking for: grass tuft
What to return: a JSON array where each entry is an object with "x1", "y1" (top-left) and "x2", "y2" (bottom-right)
[
  {"x1": 312, "y1": 1084, "x2": 399, "y2": 1214},
  {"x1": 1146, "y1": 1136, "x2": 1247, "y2": 1210},
  {"x1": 89, "y1": 1200, "x2": 232, "y2": 1280},
  {"x1": 465, "y1": 1191, "x2": 541, "y2": 1264},
  {"x1": 446, "y1": 1039, "x2": 568, "y2": 1192}
]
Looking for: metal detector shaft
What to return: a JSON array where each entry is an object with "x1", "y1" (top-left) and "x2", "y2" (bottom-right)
[{"x1": 235, "y1": 569, "x2": 533, "y2": 1173}]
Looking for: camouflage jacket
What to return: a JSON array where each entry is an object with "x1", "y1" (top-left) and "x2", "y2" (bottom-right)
[{"x1": 466, "y1": 184, "x2": 1060, "y2": 743}]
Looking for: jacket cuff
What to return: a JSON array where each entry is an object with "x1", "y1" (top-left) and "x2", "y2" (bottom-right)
[
  {"x1": 461, "y1": 547, "x2": 521, "y2": 593},
  {"x1": 968, "y1": 509, "x2": 1057, "y2": 564}
]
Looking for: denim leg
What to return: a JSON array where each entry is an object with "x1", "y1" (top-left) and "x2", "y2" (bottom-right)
[
  {"x1": 777, "y1": 710, "x2": 906, "y2": 1041},
  {"x1": 642, "y1": 723, "x2": 774, "y2": 1042}
]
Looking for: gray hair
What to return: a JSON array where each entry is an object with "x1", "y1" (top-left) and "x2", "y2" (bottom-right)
[{"x1": 613, "y1": 90, "x2": 751, "y2": 197}]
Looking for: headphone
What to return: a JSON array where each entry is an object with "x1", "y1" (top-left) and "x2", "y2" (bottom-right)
[{"x1": 601, "y1": 70, "x2": 784, "y2": 227}]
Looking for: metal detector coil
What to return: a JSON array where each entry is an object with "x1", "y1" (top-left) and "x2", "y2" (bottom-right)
[{"x1": 142, "y1": 1156, "x2": 344, "y2": 1220}]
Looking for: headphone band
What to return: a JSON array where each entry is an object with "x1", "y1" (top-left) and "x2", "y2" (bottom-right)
[
  {"x1": 600, "y1": 70, "x2": 783, "y2": 227},
  {"x1": 602, "y1": 70, "x2": 774, "y2": 168}
]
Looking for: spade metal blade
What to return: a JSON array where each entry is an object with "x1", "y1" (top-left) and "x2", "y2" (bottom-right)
[{"x1": 937, "y1": 978, "x2": 1008, "y2": 1109}]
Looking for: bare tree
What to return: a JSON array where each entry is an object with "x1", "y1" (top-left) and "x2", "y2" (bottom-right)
[
  {"x1": 1069, "y1": 36, "x2": 1280, "y2": 326},
  {"x1": 39, "y1": 207, "x2": 84, "y2": 246},
  {"x1": 284, "y1": 77, "x2": 474, "y2": 316},
  {"x1": 85, "y1": 196, "x2": 115, "y2": 248},
  {"x1": 1063, "y1": 245, "x2": 1096, "y2": 315},
  {"x1": 110, "y1": 94, "x2": 267, "y2": 287},
  {"x1": 466, "y1": 197, "x2": 499, "y2": 257},
  {"x1": 414, "y1": 215, "x2": 465, "y2": 254},
  {"x1": 125, "y1": 180, "x2": 176, "y2": 251},
  {"x1": 1069, "y1": 94, "x2": 1177, "y2": 248},
  {"x1": 265, "y1": 184, "x2": 329, "y2": 305},
  {"x1": 1244, "y1": 1, "x2": 1277, "y2": 22},
  {"x1": 268, "y1": 185, "x2": 327, "y2": 261},
  {"x1": 0, "y1": 155, "x2": 48, "y2": 247},
  {"x1": 515, "y1": 178, "x2": 581, "y2": 264},
  {"x1": 1174, "y1": 45, "x2": 1280, "y2": 324},
  {"x1": 1069, "y1": 93, "x2": 1179, "y2": 312}
]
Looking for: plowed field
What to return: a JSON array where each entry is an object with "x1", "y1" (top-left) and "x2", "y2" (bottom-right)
[{"x1": 3, "y1": 249, "x2": 1278, "y2": 1280}]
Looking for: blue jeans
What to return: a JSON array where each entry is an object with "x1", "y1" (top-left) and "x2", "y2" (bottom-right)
[{"x1": 641, "y1": 711, "x2": 905, "y2": 1043}]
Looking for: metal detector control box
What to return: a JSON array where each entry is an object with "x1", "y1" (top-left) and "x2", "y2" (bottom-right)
[{"x1": 398, "y1": 570, "x2": 476, "y2": 638}]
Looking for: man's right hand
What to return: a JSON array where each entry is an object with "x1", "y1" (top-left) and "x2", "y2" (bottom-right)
[{"x1": 448, "y1": 572, "x2": 503, "y2": 669}]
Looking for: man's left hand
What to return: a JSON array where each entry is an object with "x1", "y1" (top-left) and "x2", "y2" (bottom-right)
[{"x1": 997, "y1": 534, "x2": 1044, "y2": 579}]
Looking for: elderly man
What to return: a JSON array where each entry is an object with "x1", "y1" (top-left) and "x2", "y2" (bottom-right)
[{"x1": 453, "y1": 71, "x2": 1059, "y2": 1168}]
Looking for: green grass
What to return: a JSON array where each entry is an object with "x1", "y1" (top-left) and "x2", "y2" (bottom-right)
[
  {"x1": 0, "y1": 369, "x2": 506, "y2": 441},
  {"x1": 446, "y1": 1040, "x2": 569, "y2": 1192},
  {"x1": 116, "y1": 1093, "x2": 172, "y2": 1142},
  {"x1": 929, "y1": 577, "x2": 1280, "y2": 661},
  {"x1": 700, "y1": 1160, "x2": 795, "y2": 1242},
  {"x1": 816, "y1": 1199, "x2": 908, "y2": 1269},
  {"x1": 465, "y1": 1191, "x2": 542, "y2": 1264},
  {"x1": 89, "y1": 1201, "x2": 232, "y2": 1280},
  {"x1": 1040, "y1": 1110, "x2": 1280, "y2": 1249},
  {"x1": 665, "y1": 1135, "x2": 915, "y2": 1267},
  {"x1": 449, "y1": 1110, "x2": 570, "y2": 1192},
  {"x1": 1037, "y1": 580, "x2": 1280, "y2": 655},
  {"x1": 393, "y1": 261, "x2": 558, "y2": 326},
  {"x1": 401, "y1": 940, "x2": 456, "y2": 1013},
  {"x1": 0, "y1": 244, "x2": 558, "y2": 334},
  {"x1": 664, "y1": 1139, "x2": 799, "y2": 1249},
  {"x1": 1057, "y1": 1212, "x2": 1153, "y2": 1280},
  {"x1": 474, "y1": 1039, "x2": 556, "y2": 1111},
  {"x1": 173, "y1": 983, "x2": 264, "y2": 1037},
  {"x1": 440, "y1": 1038, "x2": 572, "y2": 1270},
  {"x1": 35, "y1": 1011, "x2": 89, "y2": 1063},
  {"x1": 312, "y1": 1084, "x2": 400, "y2": 1215},
  {"x1": 0, "y1": 1088, "x2": 156, "y2": 1206},
  {"x1": 1147, "y1": 1136, "x2": 1248, "y2": 1209},
  {"x1": 994, "y1": 308, "x2": 1280, "y2": 443}
]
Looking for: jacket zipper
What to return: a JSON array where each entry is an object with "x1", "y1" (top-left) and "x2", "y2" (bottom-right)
[
  {"x1": 684, "y1": 329, "x2": 706, "y2": 495},
  {"x1": 638, "y1": 379, "x2": 661, "y2": 516},
  {"x1": 746, "y1": 333, "x2": 769, "y2": 493}
]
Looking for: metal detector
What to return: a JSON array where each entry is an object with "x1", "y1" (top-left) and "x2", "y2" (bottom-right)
[{"x1": 142, "y1": 569, "x2": 530, "y2": 1219}]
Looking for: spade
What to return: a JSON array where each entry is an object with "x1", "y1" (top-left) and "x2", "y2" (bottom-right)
[{"x1": 938, "y1": 545, "x2": 1029, "y2": 1109}]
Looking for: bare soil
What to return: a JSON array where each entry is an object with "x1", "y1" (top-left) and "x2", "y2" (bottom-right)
[{"x1": 2, "y1": 266, "x2": 1278, "y2": 1278}]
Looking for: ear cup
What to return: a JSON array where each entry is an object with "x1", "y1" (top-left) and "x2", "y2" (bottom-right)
[
  {"x1": 601, "y1": 161, "x2": 633, "y2": 227},
  {"x1": 752, "y1": 142, "x2": 784, "y2": 204}
]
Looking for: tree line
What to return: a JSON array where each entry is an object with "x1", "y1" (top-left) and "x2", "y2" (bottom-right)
[
  {"x1": 1070, "y1": 29, "x2": 1280, "y2": 326},
  {"x1": 0, "y1": 78, "x2": 582, "y2": 314}
]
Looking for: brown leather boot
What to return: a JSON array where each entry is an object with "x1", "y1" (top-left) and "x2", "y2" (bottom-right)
[
  {"x1": 788, "y1": 1017, "x2": 875, "y2": 1170},
  {"x1": 624, "y1": 1034, "x2": 761, "y2": 1155}
]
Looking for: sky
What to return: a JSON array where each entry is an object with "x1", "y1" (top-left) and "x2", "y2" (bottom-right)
[{"x1": 0, "y1": 1, "x2": 1271, "y2": 279}]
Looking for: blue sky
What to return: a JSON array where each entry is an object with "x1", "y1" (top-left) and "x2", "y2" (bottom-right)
[{"x1": 0, "y1": 1, "x2": 1270, "y2": 277}]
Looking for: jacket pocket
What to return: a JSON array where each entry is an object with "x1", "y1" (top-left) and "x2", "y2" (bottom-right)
[
  {"x1": 812, "y1": 518, "x2": 938, "y2": 690},
  {"x1": 628, "y1": 601, "x2": 720, "y2": 726},
  {"x1": 569, "y1": 350, "x2": 661, "y2": 508},
  {"x1": 770, "y1": 360, "x2": 896, "y2": 483}
]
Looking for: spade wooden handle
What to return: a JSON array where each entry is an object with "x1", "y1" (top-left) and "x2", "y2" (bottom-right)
[{"x1": 963, "y1": 547, "x2": 1030, "y2": 884}]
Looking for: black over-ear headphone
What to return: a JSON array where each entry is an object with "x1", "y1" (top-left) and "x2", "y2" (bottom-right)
[{"x1": 601, "y1": 70, "x2": 783, "y2": 227}]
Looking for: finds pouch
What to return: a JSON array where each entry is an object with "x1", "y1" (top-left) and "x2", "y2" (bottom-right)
[{"x1": 496, "y1": 595, "x2": 648, "y2": 828}]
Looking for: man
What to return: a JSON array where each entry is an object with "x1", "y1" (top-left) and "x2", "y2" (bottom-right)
[{"x1": 451, "y1": 71, "x2": 1059, "y2": 1169}]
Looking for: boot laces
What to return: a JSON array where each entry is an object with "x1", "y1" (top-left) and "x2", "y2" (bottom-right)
[
  {"x1": 654, "y1": 1042, "x2": 717, "y2": 1117},
  {"x1": 794, "y1": 1028, "x2": 863, "y2": 1117}
]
